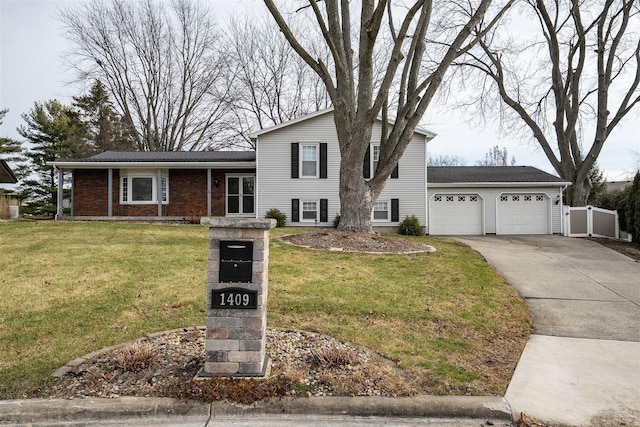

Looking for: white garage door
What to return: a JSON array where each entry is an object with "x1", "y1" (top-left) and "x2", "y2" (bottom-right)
[
  {"x1": 496, "y1": 193, "x2": 550, "y2": 234},
  {"x1": 429, "y1": 194, "x2": 483, "y2": 235}
]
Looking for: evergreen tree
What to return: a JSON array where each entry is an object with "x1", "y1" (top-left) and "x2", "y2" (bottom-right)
[
  {"x1": 0, "y1": 109, "x2": 22, "y2": 161},
  {"x1": 625, "y1": 171, "x2": 640, "y2": 243},
  {"x1": 72, "y1": 81, "x2": 136, "y2": 153},
  {"x1": 587, "y1": 164, "x2": 606, "y2": 205},
  {"x1": 17, "y1": 100, "x2": 91, "y2": 216}
]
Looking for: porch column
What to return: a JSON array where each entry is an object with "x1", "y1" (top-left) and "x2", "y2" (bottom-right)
[
  {"x1": 207, "y1": 169, "x2": 212, "y2": 217},
  {"x1": 157, "y1": 168, "x2": 162, "y2": 217},
  {"x1": 70, "y1": 170, "x2": 75, "y2": 217},
  {"x1": 56, "y1": 167, "x2": 63, "y2": 219},
  {"x1": 107, "y1": 168, "x2": 113, "y2": 217}
]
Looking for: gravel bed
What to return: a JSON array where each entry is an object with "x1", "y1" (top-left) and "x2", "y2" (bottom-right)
[{"x1": 26, "y1": 328, "x2": 419, "y2": 401}]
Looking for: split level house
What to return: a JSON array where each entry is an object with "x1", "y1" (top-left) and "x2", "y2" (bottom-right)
[{"x1": 50, "y1": 108, "x2": 571, "y2": 235}]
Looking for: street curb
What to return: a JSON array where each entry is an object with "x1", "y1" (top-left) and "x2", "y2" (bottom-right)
[
  {"x1": 0, "y1": 396, "x2": 512, "y2": 424},
  {"x1": 213, "y1": 395, "x2": 512, "y2": 419},
  {"x1": 0, "y1": 397, "x2": 209, "y2": 424}
]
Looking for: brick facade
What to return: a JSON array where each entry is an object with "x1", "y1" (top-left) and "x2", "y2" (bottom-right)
[{"x1": 73, "y1": 168, "x2": 254, "y2": 218}]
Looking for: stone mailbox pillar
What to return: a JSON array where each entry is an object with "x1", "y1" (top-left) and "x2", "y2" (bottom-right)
[{"x1": 199, "y1": 217, "x2": 275, "y2": 377}]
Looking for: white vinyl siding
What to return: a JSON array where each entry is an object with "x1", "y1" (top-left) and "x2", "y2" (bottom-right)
[{"x1": 256, "y1": 110, "x2": 428, "y2": 228}]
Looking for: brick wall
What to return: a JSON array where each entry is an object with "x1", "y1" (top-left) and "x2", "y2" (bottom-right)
[
  {"x1": 73, "y1": 169, "x2": 109, "y2": 216},
  {"x1": 73, "y1": 168, "x2": 254, "y2": 218}
]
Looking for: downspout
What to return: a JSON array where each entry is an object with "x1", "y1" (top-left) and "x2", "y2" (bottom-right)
[
  {"x1": 560, "y1": 184, "x2": 567, "y2": 235},
  {"x1": 55, "y1": 167, "x2": 63, "y2": 221},
  {"x1": 424, "y1": 136, "x2": 429, "y2": 234}
]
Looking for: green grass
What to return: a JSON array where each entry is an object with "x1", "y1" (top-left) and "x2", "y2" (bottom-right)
[{"x1": 0, "y1": 222, "x2": 532, "y2": 398}]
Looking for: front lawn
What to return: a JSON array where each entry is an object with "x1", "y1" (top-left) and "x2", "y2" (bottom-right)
[{"x1": 0, "y1": 221, "x2": 532, "y2": 398}]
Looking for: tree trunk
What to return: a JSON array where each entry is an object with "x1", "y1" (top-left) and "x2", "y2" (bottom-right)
[
  {"x1": 567, "y1": 177, "x2": 591, "y2": 207},
  {"x1": 337, "y1": 159, "x2": 374, "y2": 232},
  {"x1": 334, "y1": 110, "x2": 376, "y2": 233}
]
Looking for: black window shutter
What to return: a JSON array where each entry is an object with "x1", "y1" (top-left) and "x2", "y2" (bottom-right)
[
  {"x1": 391, "y1": 199, "x2": 399, "y2": 222},
  {"x1": 320, "y1": 199, "x2": 328, "y2": 222},
  {"x1": 363, "y1": 145, "x2": 371, "y2": 179},
  {"x1": 292, "y1": 199, "x2": 300, "y2": 222},
  {"x1": 291, "y1": 143, "x2": 299, "y2": 178},
  {"x1": 320, "y1": 143, "x2": 327, "y2": 179},
  {"x1": 391, "y1": 163, "x2": 399, "y2": 179}
]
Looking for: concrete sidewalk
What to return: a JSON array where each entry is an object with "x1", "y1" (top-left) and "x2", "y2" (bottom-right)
[{"x1": 458, "y1": 235, "x2": 640, "y2": 427}]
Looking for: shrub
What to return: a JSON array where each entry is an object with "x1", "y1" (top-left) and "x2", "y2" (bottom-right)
[
  {"x1": 399, "y1": 215, "x2": 425, "y2": 236},
  {"x1": 333, "y1": 213, "x2": 341, "y2": 228},
  {"x1": 265, "y1": 208, "x2": 286, "y2": 227},
  {"x1": 111, "y1": 342, "x2": 159, "y2": 373},
  {"x1": 308, "y1": 347, "x2": 359, "y2": 369}
]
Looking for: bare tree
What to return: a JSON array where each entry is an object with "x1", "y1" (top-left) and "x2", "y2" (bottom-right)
[
  {"x1": 459, "y1": 0, "x2": 640, "y2": 206},
  {"x1": 428, "y1": 154, "x2": 467, "y2": 166},
  {"x1": 265, "y1": 0, "x2": 513, "y2": 232},
  {"x1": 476, "y1": 145, "x2": 515, "y2": 166},
  {"x1": 60, "y1": 0, "x2": 233, "y2": 152},
  {"x1": 223, "y1": 15, "x2": 331, "y2": 148}
]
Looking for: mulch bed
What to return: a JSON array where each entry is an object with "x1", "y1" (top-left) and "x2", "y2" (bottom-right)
[{"x1": 588, "y1": 237, "x2": 640, "y2": 261}]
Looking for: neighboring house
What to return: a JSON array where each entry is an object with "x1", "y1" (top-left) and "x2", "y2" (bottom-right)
[
  {"x1": 0, "y1": 160, "x2": 17, "y2": 184},
  {"x1": 427, "y1": 166, "x2": 570, "y2": 235},
  {"x1": 50, "y1": 109, "x2": 571, "y2": 235},
  {"x1": 50, "y1": 151, "x2": 255, "y2": 219},
  {"x1": 604, "y1": 180, "x2": 632, "y2": 193},
  {"x1": 251, "y1": 108, "x2": 435, "y2": 230}
]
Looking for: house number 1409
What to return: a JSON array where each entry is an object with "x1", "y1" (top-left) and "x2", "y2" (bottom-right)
[
  {"x1": 220, "y1": 292, "x2": 249, "y2": 307},
  {"x1": 212, "y1": 288, "x2": 258, "y2": 309}
]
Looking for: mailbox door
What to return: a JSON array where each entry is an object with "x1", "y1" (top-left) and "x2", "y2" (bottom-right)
[
  {"x1": 220, "y1": 241, "x2": 253, "y2": 261},
  {"x1": 219, "y1": 260, "x2": 252, "y2": 283}
]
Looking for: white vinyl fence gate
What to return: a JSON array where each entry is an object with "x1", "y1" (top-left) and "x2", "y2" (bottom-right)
[{"x1": 563, "y1": 206, "x2": 619, "y2": 239}]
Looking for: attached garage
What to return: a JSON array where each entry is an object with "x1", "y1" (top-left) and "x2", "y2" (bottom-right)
[{"x1": 427, "y1": 166, "x2": 570, "y2": 236}]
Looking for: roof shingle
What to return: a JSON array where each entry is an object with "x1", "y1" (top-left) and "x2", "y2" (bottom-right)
[
  {"x1": 427, "y1": 166, "x2": 567, "y2": 183},
  {"x1": 76, "y1": 151, "x2": 255, "y2": 163}
]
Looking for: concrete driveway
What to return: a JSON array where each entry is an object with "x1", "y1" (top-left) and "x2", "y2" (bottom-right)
[{"x1": 456, "y1": 235, "x2": 640, "y2": 427}]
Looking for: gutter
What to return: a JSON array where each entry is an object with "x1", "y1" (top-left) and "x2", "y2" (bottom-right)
[
  {"x1": 428, "y1": 181, "x2": 572, "y2": 188},
  {"x1": 47, "y1": 161, "x2": 256, "y2": 170}
]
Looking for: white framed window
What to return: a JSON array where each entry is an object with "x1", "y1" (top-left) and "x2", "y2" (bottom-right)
[
  {"x1": 120, "y1": 170, "x2": 168, "y2": 204},
  {"x1": 372, "y1": 201, "x2": 390, "y2": 221},
  {"x1": 300, "y1": 143, "x2": 319, "y2": 178},
  {"x1": 371, "y1": 143, "x2": 380, "y2": 176},
  {"x1": 226, "y1": 175, "x2": 255, "y2": 216},
  {"x1": 301, "y1": 201, "x2": 318, "y2": 221}
]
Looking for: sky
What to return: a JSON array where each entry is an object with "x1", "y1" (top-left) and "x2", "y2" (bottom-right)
[{"x1": 1, "y1": 0, "x2": 639, "y2": 191}]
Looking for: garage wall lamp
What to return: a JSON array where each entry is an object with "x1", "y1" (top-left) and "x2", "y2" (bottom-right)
[
  {"x1": 555, "y1": 195, "x2": 560, "y2": 205},
  {"x1": 214, "y1": 178, "x2": 220, "y2": 188}
]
